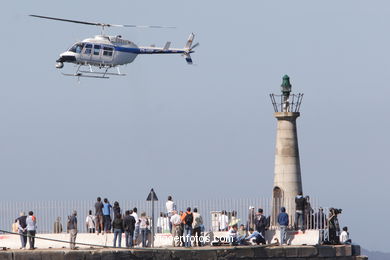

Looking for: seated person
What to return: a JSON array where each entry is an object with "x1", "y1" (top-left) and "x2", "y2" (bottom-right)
[
  {"x1": 228, "y1": 224, "x2": 246, "y2": 246},
  {"x1": 340, "y1": 226, "x2": 352, "y2": 244},
  {"x1": 246, "y1": 229, "x2": 266, "y2": 245},
  {"x1": 238, "y1": 224, "x2": 247, "y2": 240}
]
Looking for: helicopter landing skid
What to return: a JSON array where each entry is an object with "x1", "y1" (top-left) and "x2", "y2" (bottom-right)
[
  {"x1": 61, "y1": 72, "x2": 110, "y2": 79},
  {"x1": 62, "y1": 66, "x2": 126, "y2": 79}
]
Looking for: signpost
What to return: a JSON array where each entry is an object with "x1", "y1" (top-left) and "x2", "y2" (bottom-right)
[{"x1": 146, "y1": 188, "x2": 158, "y2": 247}]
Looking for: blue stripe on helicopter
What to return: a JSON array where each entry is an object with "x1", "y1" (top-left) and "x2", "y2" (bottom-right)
[
  {"x1": 114, "y1": 46, "x2": 183, "y2": 54},
  {"x1": 114, "y1": 46, "x2": 141, "y2": 53}
]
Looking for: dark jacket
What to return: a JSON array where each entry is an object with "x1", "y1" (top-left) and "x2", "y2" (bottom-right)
[
  {"x1": 17, "y1": 216, "x2": 27, "y2": 229},
  {"x1": 255, "y1": 214, "x2": 267, "y2": 234},
  {"x1": 295, "y1": 196, "x2": 306, "y2": 211},
  {"x1": 277, "y1": 212, "x2": 289, "y2": 226},
  {"x1": 113, "y1": 206, "x2": 121, "y2": 217},
  {"x1": 112, "y1": 218, "x2": 124, "y2": 231},
  {"x1": 123, "y1": 215, "x2": 136, "y2": 232}
]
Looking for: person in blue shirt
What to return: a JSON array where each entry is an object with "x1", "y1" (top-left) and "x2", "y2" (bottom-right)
[
  {"x1": 277, "y1": 207, "x2": 289, "y2": 245},
  {"x1": 103, "y1": 198, "x2": 112, "y2": 233}
]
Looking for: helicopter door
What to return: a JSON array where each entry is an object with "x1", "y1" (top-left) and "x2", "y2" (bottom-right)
[
  {"x1": 91, "y1": 44, "x2": 101, "y2": 63},
  {"x1": 81, "y1": 43, "x2": 93, "y2": 61},
  {"x1": 102, "y1": 46, "x2": 114, "y2": 64}
]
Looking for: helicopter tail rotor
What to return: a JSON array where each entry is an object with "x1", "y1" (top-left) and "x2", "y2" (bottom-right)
[{"x1": 183, "y1": 33, "x2": 199, "y2": 64}]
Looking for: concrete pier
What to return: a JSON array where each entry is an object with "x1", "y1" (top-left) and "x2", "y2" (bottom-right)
[{"x1": 0, "y1": 245, "x2": 367, "y2": 260}]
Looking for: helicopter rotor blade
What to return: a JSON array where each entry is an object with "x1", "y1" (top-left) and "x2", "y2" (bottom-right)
[
  {"x1": 111, "y1": 24, "x2": 176, "y2": 29},
  {"x1": 30, "y1": 15, "x2": 175, "y2": 29},
  {"x1": 191, "y1": 42, "x2": 200, "y2": 50},
  {"x1": 29, "y1": 15, "x2": 108, "y2": 27}
]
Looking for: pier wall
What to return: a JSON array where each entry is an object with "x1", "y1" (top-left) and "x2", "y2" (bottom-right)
[{"x1": 0, "y1": 245, "x2": 367, "y2": 260}]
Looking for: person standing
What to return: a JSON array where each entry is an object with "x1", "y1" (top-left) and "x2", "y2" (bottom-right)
[
  {"x1": 247, "y1": 206, "x2": 255, "y2": 231},
  {"x1": 103, "y1": 198, "x2": 112, "y2": 233},
  {"x1": 68, "y1": 211, "x2": 78, "y2": 250},
  {"x1": 26, "y1": 211, "x2": 37, "y2": 250},
  {"x1": 12, "y1": 220, "x2": 19, "y2": 233},
  {"x1": 53, "y1": 217, "x2": 63, "y2": 233},
  {"x1": 157, "y1": 212, "x2": 163, "y2": 233},
  {"x1": 255, "y1": 208, "x2": 267, "y2": 238},
  {"x1": 277, "y1": 207, "x2": 289, "y2": 245},
  {"x1": 131, "y1": 207, "x2": 140, "y2": 246},
  {"x1": 218, "y1": 210, "x2": 229, "y2": 231},
  {"x1": 295, "y1": 192, "x2": 306, "y2": 231},
  {"x1": 328, "y1": 208, "x2": 340, "y2": 244},
  {"x1": 166, "y1": 195, "x2": 176, "y2": 233},
  {"x1": 123, "y1": 210, "x2": 136, "y2": 248},
  {"x1": 170, "y1": 210, "x2": 182, "y2": 247},
  {"x1": 17, "y1": 212, "x2": 27, "y2": 249},
  {"x1": 181, "y1": 207, "x2": 193, "y2": 247},
  {"x1": 94, "y1": 197, "x2": 104, "y2": 234},
  {"x1": 85, "y1": 210, "x2": 96, "y2": 233},
  {"x1": 112, "y1": 213, "x2": 124, "y2": 248},
  {"x1": 139, "y1": 212, "x2": 149, "y2": 247},
  {"x1": 192, "y1": 208, "x2": 203, "y2": 247}
]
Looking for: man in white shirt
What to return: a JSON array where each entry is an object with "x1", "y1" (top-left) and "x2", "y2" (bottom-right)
[
  {"x1": 166, "y1": 196, "x2": 176, "y2": 233},
  {"x1": 170, "y1": 210, "x2": 182, "y2": 247},
  {"x1": 219, "y1": 210, "x2": 229, "y2": 231},
  {"x1": 131, "y1": 207, "x2": 140, "y2": 246},
  {"x1": 340, "y1": 226, "x2": 351, "y2": 244}
]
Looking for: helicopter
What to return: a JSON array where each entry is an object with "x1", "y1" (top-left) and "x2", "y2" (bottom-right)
[{"x1": 30, "y1": 15, "x2": 199, "y2": 79}]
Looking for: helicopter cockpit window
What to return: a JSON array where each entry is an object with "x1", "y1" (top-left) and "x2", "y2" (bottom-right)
[
  {"x1": 103, "y1": 46, "x2": 114, "y2": 57},
  {"x1": 93, "y1": 45, "x2": 101, "y2": 55},
  {"x1": 68, "y1": 43, "x2": 84, "y2": 54},
  {"x1": 84, "y1": 44, "x2": 92, "y2": 55}
]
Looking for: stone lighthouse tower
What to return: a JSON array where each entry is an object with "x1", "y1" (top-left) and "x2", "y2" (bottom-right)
[{"x1": 270, "y1": 75, "x2": 304, "y2": 225}]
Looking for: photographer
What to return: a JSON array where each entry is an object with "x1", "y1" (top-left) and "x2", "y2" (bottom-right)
[{"x1": 327, "y1": 208, "x2": 341, "y2": 244}]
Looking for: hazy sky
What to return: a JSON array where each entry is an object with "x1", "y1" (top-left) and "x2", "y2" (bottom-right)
[{"x1": 1, "y1": 0, "x2": 389, "y2": 252}]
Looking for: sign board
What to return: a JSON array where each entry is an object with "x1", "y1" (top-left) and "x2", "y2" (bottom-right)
[{"x1": 146, "y1": 188, "x2": 158, "y2": 201}]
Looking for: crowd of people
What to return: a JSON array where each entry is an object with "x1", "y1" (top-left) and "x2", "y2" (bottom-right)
[{"x1": 12, "y1": 193, "x2": 351, "y2": 249}]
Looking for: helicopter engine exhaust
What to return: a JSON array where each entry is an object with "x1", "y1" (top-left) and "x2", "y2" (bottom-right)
[{"x1": 55, "y1": 62, "x2": 64, "y2": 69}]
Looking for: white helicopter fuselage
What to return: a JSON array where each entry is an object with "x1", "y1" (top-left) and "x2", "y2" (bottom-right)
[{"x1": 56, "y1": 34, "x2": 195, "y2": 69}]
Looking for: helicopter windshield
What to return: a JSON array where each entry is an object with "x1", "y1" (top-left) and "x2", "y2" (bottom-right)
[{"x1": 68, "y1": 43, "x2": 84, "y2": 54}]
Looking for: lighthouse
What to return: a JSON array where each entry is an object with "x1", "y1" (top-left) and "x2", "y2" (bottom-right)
[{"x1": 270, "y1": 75, "x2": 304, "y2": 226}]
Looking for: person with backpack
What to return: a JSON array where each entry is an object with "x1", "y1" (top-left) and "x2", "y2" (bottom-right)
[
  {"x1": 181, "y1": 207, "x2": 193, "y2": 247},
  {"x1": 255, "y1": 208, "x2": 267, "y2": 238}
]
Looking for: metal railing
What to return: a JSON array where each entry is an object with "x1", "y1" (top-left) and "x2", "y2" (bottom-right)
[
  {"x1": 0, "y1": 198, "x2": 326, "y2": 234},
  {"x1": 270, "y1": 93, "x2": 303, "y2": 113}
]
